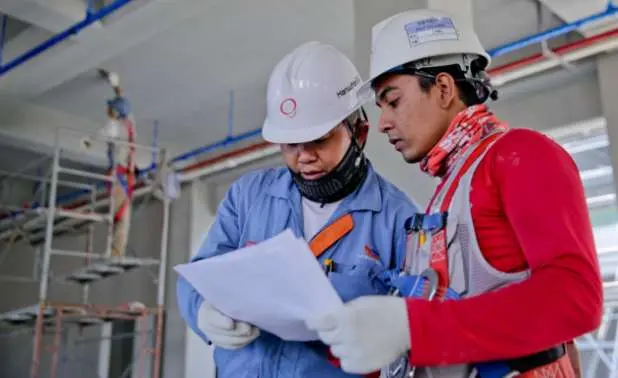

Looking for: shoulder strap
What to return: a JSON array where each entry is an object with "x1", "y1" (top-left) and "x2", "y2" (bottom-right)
[
  {"x1": 438, "y1": 132, "x2": 503, "y2": 213},
  {"x1": 309, "y1": 214, "x2": 354, "y2": 258},
  {"x1": 427, "y1": 132, "x2": 504, "y2": 299}
]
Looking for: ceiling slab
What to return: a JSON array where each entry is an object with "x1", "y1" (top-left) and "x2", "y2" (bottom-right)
[
  {"x1": 0, "y1": 0, "x2": 215, "y2": 98},
  {"x1": 0, "y1": 0, "x2": 87, "y2": 33},
  {"x1": 28, "y1": 0, "x2": 355, "y2": 150},
  {"x1": 539, "y1": 0, "x2": 617, "y2": 36}
]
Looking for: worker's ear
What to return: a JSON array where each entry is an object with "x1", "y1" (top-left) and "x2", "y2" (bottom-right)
[
  {"x1": 435, "y1": 72, "x2": 458, "y2": 109},
  {"x1": 355, "y1": 121, "x2": 370, "y2": 145}
]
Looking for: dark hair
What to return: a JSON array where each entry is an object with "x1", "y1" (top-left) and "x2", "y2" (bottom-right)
[{"x1": 416, "y1": 64, "x2": 484, "y2": 106}]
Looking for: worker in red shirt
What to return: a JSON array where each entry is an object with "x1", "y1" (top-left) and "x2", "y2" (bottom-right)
[{"x1": 306, "y1": 8, "x2": 602, "y2": 378}]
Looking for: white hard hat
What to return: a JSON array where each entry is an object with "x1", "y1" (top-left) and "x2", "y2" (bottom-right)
[
  {"x1": 262, "y1": 41, "x2": 368, "y2": 144},
  {"x1": 359, "y1": 9, "x2": 491, "y2": 98}
]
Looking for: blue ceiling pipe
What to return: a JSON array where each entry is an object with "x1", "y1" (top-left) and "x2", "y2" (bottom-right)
[
  {"x1": 487, "y1": 1, "x2": 618, "y2": 58},
  {"x1": 0, "y1": 0, "x2": 135, "y2": 76},
  {"x1": 170, "y1": 127, "x2": 262, "y2": 165}
]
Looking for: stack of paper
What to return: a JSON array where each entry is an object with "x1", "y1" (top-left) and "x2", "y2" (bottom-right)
[{"x1": 174, "y1": 229, "x2": 343, "y2": 341}]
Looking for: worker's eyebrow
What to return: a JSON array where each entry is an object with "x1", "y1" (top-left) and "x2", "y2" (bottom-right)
[{"x1": 375, "y1": 86, "x2": 396, "y2": 107}]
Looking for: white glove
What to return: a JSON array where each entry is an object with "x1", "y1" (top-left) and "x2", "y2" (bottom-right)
[
  {"x1": 197, "y1": 301, "x2": 260, "y2": 350},
  {"x1": 306, "y1": 296, "x2": 410, "y2": 374}
]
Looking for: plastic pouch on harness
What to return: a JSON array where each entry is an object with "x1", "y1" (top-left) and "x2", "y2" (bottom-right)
[{"x1": 378, "y1": 267, "x2": 461, "y2": 378}]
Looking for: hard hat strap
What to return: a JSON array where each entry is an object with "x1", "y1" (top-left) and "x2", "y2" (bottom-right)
[
  {"x1": 372, "y1": 53, "x2": 498, "y2": 104},
  {"x1": 395, "y1": 62, "x2": 498, "y2": 104},
  {"x1": 343, "y1": 106, "x2": 369, "y2": 153}
]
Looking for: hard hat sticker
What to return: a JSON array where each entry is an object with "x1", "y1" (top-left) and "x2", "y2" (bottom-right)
[
  {"x1": 280, "y1": 98, "x2": 297, "y2": 118},
  {"x1": 404, "y1": 17, "x2": 459, "y2": 47},
  {"x1": 336, "y1": 76, "x2": 361, "y2": 98}
]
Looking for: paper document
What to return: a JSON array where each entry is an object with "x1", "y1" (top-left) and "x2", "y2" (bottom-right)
[{"x1": 174, "y1": 229, "x2": 343, "y2": 341}]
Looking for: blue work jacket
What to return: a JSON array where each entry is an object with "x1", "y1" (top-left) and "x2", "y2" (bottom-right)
[{"x1": 176, "y1": 163, "x2": 419, "y2": 378}]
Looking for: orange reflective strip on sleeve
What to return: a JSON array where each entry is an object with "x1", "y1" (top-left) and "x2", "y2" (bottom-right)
[{"x1": 309, "y1": 214, "x2": 354, "y2": 258}]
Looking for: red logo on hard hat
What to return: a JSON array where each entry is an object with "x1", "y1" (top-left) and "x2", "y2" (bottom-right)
[{"x1": 280, "y1": 98, "x2": 297, "y2": 118}]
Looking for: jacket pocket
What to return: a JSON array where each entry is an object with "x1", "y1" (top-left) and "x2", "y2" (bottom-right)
[
  {"x1": 328, "y1": 257, "x2": 387, "y2": 302},
  {"x1": 214, "y1": 345, "x2": 260, "y2": 378}
]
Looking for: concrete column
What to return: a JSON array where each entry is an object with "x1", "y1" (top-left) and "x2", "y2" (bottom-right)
[
  {"x1": 161, "y1": 186, "x2": 191, "y2": 378},
  {"x1": 352, "y1": 0, "x2": 473, "y2": 205},
  {"x1": 597, "y1": 52, "x2": 618, "y2": 203},
  {"x1": 183, "y1": 179, "x2": 217, "y2": 378}
]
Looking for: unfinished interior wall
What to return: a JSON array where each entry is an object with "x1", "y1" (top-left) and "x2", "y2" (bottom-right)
[
  {"x1": 161, "y1": 184, "x2": 192, "y2": 378},
  {"x1": 598, "y1": 51, "x2": 618, "y2": 207},
  {"x1": 0, "y1": 187, "x2": 164, "y2": 377},
  {"x1": 183, "y1": 180, "x2": 216, "y2": 378}
]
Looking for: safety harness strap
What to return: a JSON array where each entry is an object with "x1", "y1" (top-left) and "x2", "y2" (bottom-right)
[
  {"x1": 108, "y1": 118, "x2": 137, "y2": 224},
  {"x1": 121, "y1": 117, "x2": 137, "y2": 198},
  {"x1": 309, "y1": 214, "x2": 354, "y2": 258},
  {"x1": 425, "y1": 132, "x2": 503, "y2": 299},
  {"x1": 472, "y1": 344, "x2": 571, "y2": 378},
  {"x1": 517, "y1": 353, "x2": 574, "y2": 378}
]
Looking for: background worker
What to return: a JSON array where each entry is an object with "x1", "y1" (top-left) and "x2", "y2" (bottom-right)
[
  {"x1": 176, "y1": 41, "x2": 419, "y2": 378},
  {"x1": 307, "y1": 9, "x2": 602, "y2": 378},
  {"x1": 83, "y1": 70, "x2": 138, "y2": 258}
]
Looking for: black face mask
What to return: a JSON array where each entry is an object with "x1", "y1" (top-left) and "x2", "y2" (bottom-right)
[{"x1": 291, "y1": 112, "x2": 369, "y2": 204}]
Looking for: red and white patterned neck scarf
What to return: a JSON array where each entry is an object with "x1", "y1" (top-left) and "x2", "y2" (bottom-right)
[{"x1": 420, "y1": 105, "x2": 509, "y2": 177}]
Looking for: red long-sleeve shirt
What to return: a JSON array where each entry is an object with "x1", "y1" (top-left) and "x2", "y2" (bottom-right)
[{"x1": 407, "y1": 128, "x2": 603, "y2": 366}]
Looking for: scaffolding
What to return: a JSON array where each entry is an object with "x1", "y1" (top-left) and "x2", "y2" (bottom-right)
[{"x1": 0, "y1": 125, "x2": 172, "y2": 378}]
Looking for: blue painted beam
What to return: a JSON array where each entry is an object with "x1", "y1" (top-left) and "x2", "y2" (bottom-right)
[{"x1": 488, "y1": 2, "x2": 618, "y2": 58}]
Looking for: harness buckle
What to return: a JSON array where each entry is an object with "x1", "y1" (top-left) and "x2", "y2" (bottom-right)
[{"x1": 405, "y1": 213, "x2": 425, "y2": 233}]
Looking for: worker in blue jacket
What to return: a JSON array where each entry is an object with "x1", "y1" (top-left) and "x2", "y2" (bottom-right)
[{"x1": 176, "y1": 41, "x2": 420, "y2": 378}]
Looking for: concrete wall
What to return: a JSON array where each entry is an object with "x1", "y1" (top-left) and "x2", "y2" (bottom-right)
[
  {"x1": 598, "y1": 51, "x2": 618, "y2": 204},
  {"x1": 183, "y1": 180, "x2": 216, "y2": 378},
  {"x1": 161, "y1": 185, "x2": 192, "y2": 378}
]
